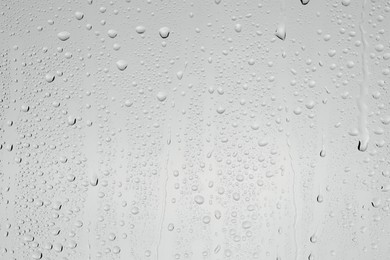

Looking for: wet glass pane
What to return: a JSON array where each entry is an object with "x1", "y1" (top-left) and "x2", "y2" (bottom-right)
[{"x1": 0, "y1": 0, "x2": 389, "y2": 259}]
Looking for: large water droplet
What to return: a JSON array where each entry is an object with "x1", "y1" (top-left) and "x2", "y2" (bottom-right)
[
  {"x1": 159, "y1": 27, "x2": 170, "y2": 39},
  {"x1": 116, "y1": 60, "x2": 128, "y2": 71}
]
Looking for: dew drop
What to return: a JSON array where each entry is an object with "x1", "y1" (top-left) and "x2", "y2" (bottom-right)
[
  {"x1": 116, "y1": 60, "x2": 128, "y2": 71},
  {"x1": 159, "y1": 27, "x2": 170, "y2": 39},
  {"x1": 57, "y1": 31, "x2": 70, "y2": 41}
]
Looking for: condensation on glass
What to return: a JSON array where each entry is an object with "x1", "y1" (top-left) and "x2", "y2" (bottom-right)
[{"x1": 0, "y1": 0, "x2": 389, "y2": 259}]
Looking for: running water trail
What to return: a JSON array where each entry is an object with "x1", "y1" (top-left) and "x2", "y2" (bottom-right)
[
  {"x1": 280, "y1": 0, "x2": 298, "y2": 258},
  {"x1": 357, "y1": 0, "x2": 369, "y2": 152},
  {"x1": 286, "y1": 133, "x2": 299, "y2": 260},
  {"x1": 156, "y1": 130, "x2": 171, "y2": 260}
]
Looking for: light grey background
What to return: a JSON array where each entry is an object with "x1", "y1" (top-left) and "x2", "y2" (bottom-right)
[{"x1": 0, "y1": 0, "x2": 390, "y2": 259}]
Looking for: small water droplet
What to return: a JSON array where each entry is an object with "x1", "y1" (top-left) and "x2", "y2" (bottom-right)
[
  {"x1": 57, "y1": 31, "x2": 70, "y2": 41},
  {"x1": 136, "y1": 25, "x2": 146, "y2": 34},
  {"x1": 156, "y1": 91, "x2": 167, "y2": 102}
]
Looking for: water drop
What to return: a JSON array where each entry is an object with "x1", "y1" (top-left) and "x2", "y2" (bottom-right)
[
  {"x1": 116, "y1": 60, "x2": 128, "y2": 71},
  {"x1": 216, "y1": 106, "x2": 225, "y2": 114},
  {"x1": 57, "y1": 31, "x2": 70, "y2": 41},
  {"x1": 107, "y1": 29, "x2": 118, "y2": 38},
  {"x1": 136, "y1": 26, "x2": 146, "y2": 34},
  {"x1": 156, "y1": 91, "x2": 167, "y2": 102},
  {"x1": 194, "y1": 195, "x2": 205, "y2": 205},
  {"x1": 159, "y1": 27, "x2": 170, "y2": 38},
  {"x1": 275, "y1": 23, "x2": 286, "y2": 41},
  {"x1": 45, "y1": 73, "x2": 55, "y2": 83},
  {"x1": 74, "y1": 11, "x2": 84, "y2": 20},
  {"x1": 341, "y1": 0, "x2": 351, "y2": 6}
]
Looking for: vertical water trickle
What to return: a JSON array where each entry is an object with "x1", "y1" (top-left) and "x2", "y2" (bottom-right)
[
  {"x1": 320, "y1": 135, "x2": 326, "y2": 158},
  {"x1": 156, "y1": 129, "x2": 171, "y2": 260},
  {"x1": 357, "y1": 0, "x2": 369, "y2": 152},
  {"x1": 275, "y1": 0, "x2": 287, "y2": 41},
  {"x1": 286, "y1": 134, "x2": 299, "y2": 260},
  {"x1": 280, "y1": 0, "x2": 298, "y2": 258}
]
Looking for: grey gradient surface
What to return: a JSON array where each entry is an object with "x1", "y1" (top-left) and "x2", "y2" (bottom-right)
[{"x1": 1, "y1": 0, "x2": 390, "y2": 259}]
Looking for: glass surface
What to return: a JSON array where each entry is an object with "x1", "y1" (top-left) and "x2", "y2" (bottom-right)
[{"x1": 0, "y1": 0, "x2": 390, "y2": 259}]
